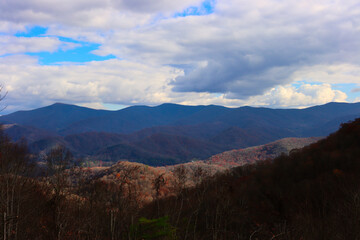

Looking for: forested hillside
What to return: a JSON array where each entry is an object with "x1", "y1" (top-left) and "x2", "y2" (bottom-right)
[
  {"x1": 142, "y1": 118, "x2": 360, "y2": 239},
  {"x1": 0, "y1": 118, "x2": 360, "y2": 239},
  {"x1": 207, "y1": 137, "x2": 321, "y2": 168}
]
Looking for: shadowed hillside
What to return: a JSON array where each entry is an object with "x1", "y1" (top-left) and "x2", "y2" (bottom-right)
[
  {"x1": 141, "y1": 118, "x2": 360, "y2": 239},
  {"x1": 0, "y1": 103, "x2": 110, "y2": 132},
  {"x1": 2, "y1": 102, "x2": 360, "y2": 166},
  {"x1": 2, "y1": 102, "x2": 360, "y2": 137},
  {"x1": 1, "y1": 118, "x2": 359, "y2": 239}
]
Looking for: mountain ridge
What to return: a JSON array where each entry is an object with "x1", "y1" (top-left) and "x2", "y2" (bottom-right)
[
  {"x1": 2, "y1": 102, "x2": 360, "y2": 134},
  {"x1": 2, "y1": 102, "x2": 360, "y2": 166}
]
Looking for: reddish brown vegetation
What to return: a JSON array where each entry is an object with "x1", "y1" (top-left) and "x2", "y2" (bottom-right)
[
  {"x1": 1, "y1": 118, "x2": 360, "y2": 239},
  {"x1": 207, "y1": 137, "x2": 321, "y2": 168},
  {"x1": 140, "y1": 119, "x2": 360, "y2": 239}
]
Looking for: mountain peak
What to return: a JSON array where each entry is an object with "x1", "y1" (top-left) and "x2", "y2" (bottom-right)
[{"x1": 48, "y1": 102, "x2": 84, "y2": 109}]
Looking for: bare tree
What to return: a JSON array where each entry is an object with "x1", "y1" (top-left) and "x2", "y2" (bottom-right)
[
  {"x1": 172, "y1": 165, "x2": 188, "y2": 230},
  {"x1": 0, "y1": 131, "x2": 33, "y2": 240},
  {"x1": 0, "y1": 85, "x2": 7, "y2": 112},
  {"x1": 45, "y1": 145, "x2": 73, "y2": 240},
  {"x1": 153, "y1": 173, "x2": 165, "y2": 216}
]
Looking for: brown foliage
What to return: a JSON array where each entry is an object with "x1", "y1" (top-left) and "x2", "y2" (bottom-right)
[{"x1": 1, "y1": 118, "x2": 360, "y2": 239}]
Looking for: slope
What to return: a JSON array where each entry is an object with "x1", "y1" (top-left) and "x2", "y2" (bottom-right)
[
  {"x1": 207, "y1": 136, "x2": 321, "y2": 168},
  {"x1": 0, "y1": 103, "x2": 110, "y2": 132},
  {"x1": 142, "y1": 118, "x2": 360, "y2": 239},
  {"x1": 2, "y1": 102, "x2": 360, "y2": 138}
]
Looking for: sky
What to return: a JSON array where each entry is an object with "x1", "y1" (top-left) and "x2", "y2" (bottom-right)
[{"x1": 0, "y1": 0, "x2": 360, "y2": 113}]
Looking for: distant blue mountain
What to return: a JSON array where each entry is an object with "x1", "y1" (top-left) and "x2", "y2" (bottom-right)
[
  {"x1": 2, "y1": 102, "x2": 360, "y2": 136},
  {"x1": 0, "y1": 103, "x2": 110, "y2": 132},
  {"x1": 1, "y1": 102, "x2": 360, "y2": 166}
]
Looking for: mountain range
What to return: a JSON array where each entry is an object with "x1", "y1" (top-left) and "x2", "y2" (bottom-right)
[{"x1": 1, "y1": 102, "x2": 360, "y2": 166}]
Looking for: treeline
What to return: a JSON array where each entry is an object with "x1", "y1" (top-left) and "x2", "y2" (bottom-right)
[
  {"x1": 0, "y1": 129, "x2": 142, "y2": 240},
  {"x1": 141, "y1": 118, "x2": 360, "y2": 239},
  {"x1": 0, "y1": 127, "x2": 191, "y2": 240},
  {"x1": 1, "y1": 118, "x2": 360, "y2": 239}
]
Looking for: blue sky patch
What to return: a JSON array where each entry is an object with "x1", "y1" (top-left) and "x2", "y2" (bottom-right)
[
  {"x1": 292, "y1": 81, "x2": 323, "y2": 88},
  {"x1": 333, "y1": 83, "x2": 359, "y2": 102},
  {"x1": 103, "y1": 103, "x2": 128, "y2": 111},
  {"x1": 27, "y1": 42, "x2": 116, "y2": 65},
  {"x1": 293, "y1": 81, "x2": 359, "y2": 102},
  {"x1": 174, "y1": 0, "x2": 215, "y2": 17},
  {"x1": 12, "y1": 25, "x2": 115, "y2": 65},
  {"x1": 15, "y1": 26, "x2": 48, "y2": 37}
]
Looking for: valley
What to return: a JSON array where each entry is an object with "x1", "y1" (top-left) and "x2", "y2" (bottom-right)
[{"x1": 1, "y1": 102, "x2": 360, "y2": 239}]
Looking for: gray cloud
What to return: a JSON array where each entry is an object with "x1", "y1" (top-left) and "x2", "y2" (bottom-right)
[
  {"x1": 172, "y1": 6, "x2": 360, "y2": 95},
  {"x1": 172, "y1": 59, "x2": 293, "y2": 98},
  {"x1": 0, "y1": 36, "x2": 77, "y2": 55},
  {"x1": 0, "y1": 55, "x2": 350, "y2": 114},
  {"x1": 0, "y1": 0, "x2": 359, "y2": 111},
  {"x1": 85, "y1": 0, "x2": 360, "y2": 99},
  {"x1": 113, "y1": 0, "x2": 203, "y2": 13},
  {"x1": 0, "y1": 0, "x2": 203, "y2": 28}
]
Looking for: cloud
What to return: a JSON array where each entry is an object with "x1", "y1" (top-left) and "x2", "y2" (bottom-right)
[
  {"x1": 112, "y1": 0, "x2": 204, "y2": 13},
  {"x1": 0, "y1": 0, "x2": 204, "y2": 29},
  {"x1": 0, "y1": 55, "x2": 180, "y2": 112},
  {"x1": 0, "y1": 55, "x2": 348, "y2": 113},
  {"x1": 173, "y1": 61, "x2": 294, "y2": 98},
  {"x1": 170, "y1": 83, "x2": 348, "y2": 109},
  {"x1": 291, "y1": 64, "x2": 360, "y2": 85},
  {"x1": 0, "y1": 0, "x2": 359, "y2": 111},
  {"x1": 256, "y1": 83, "x2": 348, "y2": 108},
  {"x1": 89, "y1": 0, "x2": 360, "y2": 99},
  {"x1": 0, "y1": 21, "x2": 26, "y2": 34},
  {"x1": 0, "y1": 36, "x2": 78, "y2": 55}
]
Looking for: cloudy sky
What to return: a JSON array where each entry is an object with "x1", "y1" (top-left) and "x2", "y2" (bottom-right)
[{"x1": 0, "y1": 0, "x2": 359, "y2": 113}]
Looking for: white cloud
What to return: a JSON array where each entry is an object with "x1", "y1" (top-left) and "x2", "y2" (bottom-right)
[
  {"x1": 169, "y1": 83, "x2": 348, "y2": 109},
  {"x1": 0, "y1": 56, "x2": 180, "y2": 112},
  {"x1": 0, "y1": 36, "x2": 78, "y2": 55},
  {"x1": 291, "y1": 64, "x2": 360, "y2": 85},
  {"x1": 0, "y1": 0, "x2": 359, "y2": 111},
  {"x1": 87, "y1": 0, "x2": 360, "y2": 99},
  {"x1": 0, "y1": 54, "x2": 350, "y2": 113},
  {"x1": 0, "y1": 21, "x2": 26, "y2": 33},
  {"x1": 248, "y1": 83, "x2": 348, "y2": 108}
]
